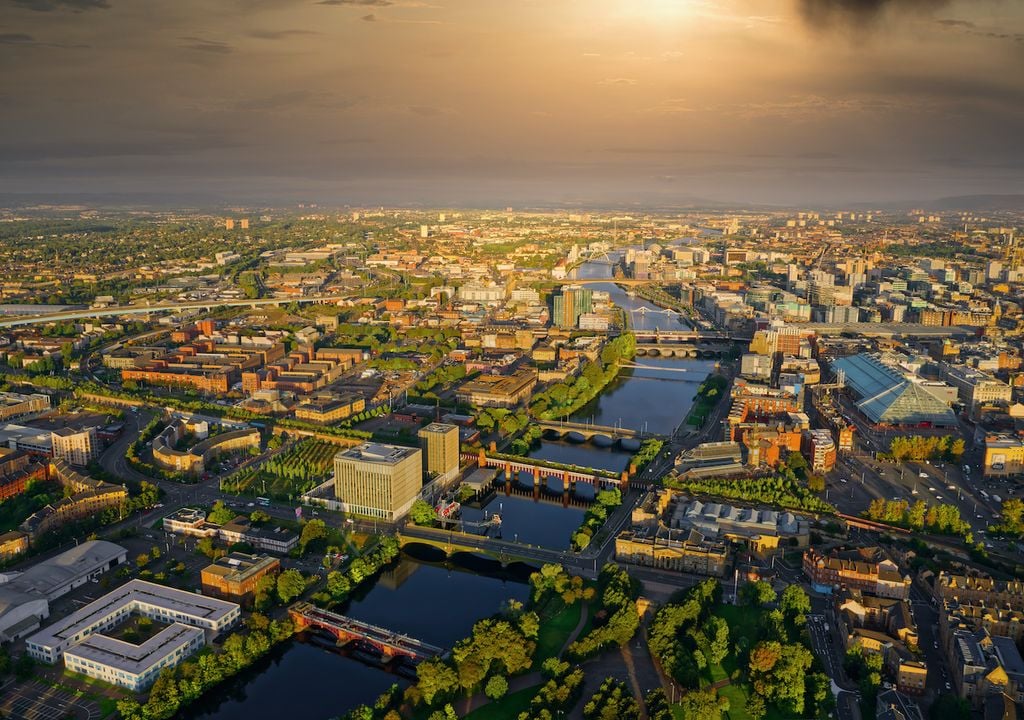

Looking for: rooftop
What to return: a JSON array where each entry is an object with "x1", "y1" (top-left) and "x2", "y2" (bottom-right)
[{"x1": 336, "y1": 442, "x2": 420, "y2": 465}]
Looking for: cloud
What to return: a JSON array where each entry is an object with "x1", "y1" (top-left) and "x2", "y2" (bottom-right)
[
  {"x1": 361, "y1": 13, "x2": 377, "y2": 21},
  {"x1": 179, "y1": 36, "x2": 233, "y2": 54},
  {"x1": 248, "y1": 29, "x2": 319, "y2": 40},
  {"x1": 318, "y1": 0, "x2": 393, "y2": 5},
  {"x1": 10, "y1": 0, "x2": 108, "y2": 11},
  {"x1": 598, "y1": 78, "x2": 638, "y2": 86},
  {"x1": 0, "y1": 33, "x2": 35, "y2": 44},
  {"x1": 796, "y1": 0, "x2": 953, "y2": 30},
  {"x1": 935, "y1": 18, "x2": 975, "y2": 28},
  {"x1": 0, "y1": 32, "x2": 89, "y2": 48}
]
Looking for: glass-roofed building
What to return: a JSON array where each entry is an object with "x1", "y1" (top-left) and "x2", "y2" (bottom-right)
[{"x1": 831, "y1": 354, "x2": 958, "y2": 428}]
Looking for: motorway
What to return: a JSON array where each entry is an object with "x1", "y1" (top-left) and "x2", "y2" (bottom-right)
[{"x1": 0, "y1": 294, "x2": 354, "y2": 328}]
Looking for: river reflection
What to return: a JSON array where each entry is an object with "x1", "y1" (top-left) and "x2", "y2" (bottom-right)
[{"x1": 183, "y1": 558, "x2": 531, "y2": 720}]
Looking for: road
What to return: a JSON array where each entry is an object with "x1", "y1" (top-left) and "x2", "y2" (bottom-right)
[{"x1": 0, "y1": 294, "x2": 355, "y2": 328}]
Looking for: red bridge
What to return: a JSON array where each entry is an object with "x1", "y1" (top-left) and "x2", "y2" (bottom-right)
[{"x1": 289, "y1": 602, "x2": 448, "y2": 662}]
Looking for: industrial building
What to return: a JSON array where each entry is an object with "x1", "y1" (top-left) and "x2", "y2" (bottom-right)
[{"x1": 0, "y1": 540, "x2": 127, "y2": 642}]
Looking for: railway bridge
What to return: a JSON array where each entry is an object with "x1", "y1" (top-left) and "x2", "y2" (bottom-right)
[{"x1": 289, "y1": 602, "x2": 448, "y2": 662}]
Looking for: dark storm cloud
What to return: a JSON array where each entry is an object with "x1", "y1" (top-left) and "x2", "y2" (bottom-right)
[
  {"x1": 10, "y1": 0, "x2": 109, "y2": 11},
  {"x1": 796, "y1": 0, "x2": 951, "y2": 28},
  {"x1": 361, "y1": 13, "x2": 377, "y2": 22}
]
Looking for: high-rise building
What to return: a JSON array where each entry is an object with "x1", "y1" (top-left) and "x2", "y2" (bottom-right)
[
  {"x1": 51, "y1": 427, "x2": 99, "y2": 467},
  {"x1": 240, "y1": 218, "x2": 249, "y2": 230},
  {"x1": 225, "y1": 219, "x2": 235, "y2": 230},
  {"x1": 333, "y1": 443, "x2": 422, "y2": 520},
  {"x1": 552, "y1": 285, "x2": 593, "y2": 329},
  {"x1": 418, "y1": 423, "x2": 460, "y2": 485}
]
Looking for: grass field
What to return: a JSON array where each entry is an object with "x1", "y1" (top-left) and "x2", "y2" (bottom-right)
[
  {"x1": 532, "y1": 599, "x2": 582, "y2": 667},
  {"x1": 464, "y1": 684, "x2": 541, "y2": 720}
]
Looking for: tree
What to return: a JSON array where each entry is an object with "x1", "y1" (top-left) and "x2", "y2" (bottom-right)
[
  {"x1": 408, "y1": 499, "x2": 438, "y2": 527},
  {"x1": 675, "y1": 688, "x2": 725, "y2": 720},
  {"x1": 807, "y1": 474, "x2": 825, "y2": 493},
  {"x1": 741, "y1": 580, "x2": 776, "y2": 607},
  {"x1": 254, "y1": 575, "x2": 277, "y2": 610},
  {"x1": 779, "y1": 585, "x2": 811, "y2": 624},
  {"x1": 276, "y1": 569, "x2": 306, "y2": 604},
  {"x1": 208, "y1": 501, "x2": 235, "y2": 525},
  {"x1": 416, "y1": 658, "x2": 459, "y2": 706},
  {"x1": 250, "y1": 509, "x2": 271, "y2": 524},
  {"x1": 299, "y1": 518, "x2": 328, "y2": 553},
  {"x1": 485, "y1": 674, "x2": 508, "y2": 700}
]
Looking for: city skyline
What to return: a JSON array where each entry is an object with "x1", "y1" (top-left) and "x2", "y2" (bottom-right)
[{"x1": 1, "y1": 0, "x2": 1022, "y2": 207}]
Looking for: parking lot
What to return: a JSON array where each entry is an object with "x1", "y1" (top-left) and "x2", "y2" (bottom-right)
[{"x1": 0, "y1": 680, "x2": 102, "y2": 720}]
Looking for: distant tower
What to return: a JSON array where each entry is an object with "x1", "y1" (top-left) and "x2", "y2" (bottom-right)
[
  {"x1": 420, "y1": 225, "x2": 429, "y2": 238},
  {"x1": 240, "y1": 219, "x2": 249, "y2": 230},
  {"x1": 225, "y1": 219, "x2": 235, "y2": 230}
]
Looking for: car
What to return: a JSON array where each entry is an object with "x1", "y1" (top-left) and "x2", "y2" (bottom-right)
[
  {"x1": 840, "y1": 478, "x2": 848, "y2": 484},
  {"x1": 945, "y1": 682, "x2": 952, "y2": 690},
  {"x1": 919, "y1": 472, "x2": 929, "y2": 479},
  {"x1": 929, "y1": 487, "x2": 936, "y2": 492},
  {"x1": 246, "y1": 502, "x2": 255, "y2": 507}
]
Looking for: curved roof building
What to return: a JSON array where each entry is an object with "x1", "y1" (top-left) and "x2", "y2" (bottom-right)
[{"x1": 832, "y1": 354, "x2": 957, "y2": 428}]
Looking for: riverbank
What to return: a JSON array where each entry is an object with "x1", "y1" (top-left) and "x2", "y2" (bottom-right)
[{"x1": 684, "y1": 374, "x2": 728, "y2": 426}]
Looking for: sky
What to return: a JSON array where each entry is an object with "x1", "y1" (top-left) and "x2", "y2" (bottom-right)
[{"x1": 1, "y1": 0, "x2": 1023, "y2": 208}]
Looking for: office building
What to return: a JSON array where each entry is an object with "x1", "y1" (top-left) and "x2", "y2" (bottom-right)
[
  {"x1": 802, "y1": 428, "x2": 837, "y2": 472},
  {"x1": 26, "y1": 579, "x2": 240, "y2": 691},
  {"x1": 201, "y1": 553, "x2": 280, "y2": 606},
  {"x1": 333, "y1": 443, "x2": 422, "y2": 521},
  {"x1": 456, "y1": 369, "x2": 537, "y2": 408},
  {"x1": 418, "y1": 422, "x2": 460, "y2": 485}
]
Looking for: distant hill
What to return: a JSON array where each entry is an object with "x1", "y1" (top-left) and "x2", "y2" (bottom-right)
[{"x1": 930, "y1": 195, "x2": 1024, "y2": 212}]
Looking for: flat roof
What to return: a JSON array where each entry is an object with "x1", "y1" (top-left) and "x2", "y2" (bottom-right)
[
  {"x1": 28, "y1": 579, "x2": 238, "y2": 652},
  {"x1": 65, "y1": 623, "x2": 204, "y2": 677},
  {"x1": 336, "y1": 442, "x2": 420, "y2": 465},
  {"x1": 0, "y1": 540, "x2": 125, "y2": 600}
]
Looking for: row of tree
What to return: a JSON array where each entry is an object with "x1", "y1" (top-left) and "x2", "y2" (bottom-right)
[
  {"x1": 667, "y1": 473, "x2": 834, "y2": 514},
  {"x1": 529, "y1": 333, "x2": 636, "y2": 420},
  {"x1": 571, "y1": 488, "x2": 622, "y2": 551},
  {"x1": 311, "y1": 535, "x2": 400, "y2": 608},
  {"x1": 865, "y1": 498, "x2": 972, "y2": 537},
  {"x1": 117, "y1": 615, "x2": 295, "y2": 720},
  {"x1": 885, "y1": 435, "x2": 965, "y2": 462}
]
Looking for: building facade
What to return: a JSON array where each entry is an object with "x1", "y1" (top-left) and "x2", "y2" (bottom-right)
[
  {"x1": 333, "y1": 443, "x2": 422, "y2": 521},
  {"x1": 418, "y1": 422, "x2": 460, "y2": 485}
]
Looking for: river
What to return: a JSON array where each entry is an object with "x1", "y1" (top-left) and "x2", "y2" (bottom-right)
[{"x1": 183, "y1": 558, "x2": 531, "y2": 720}]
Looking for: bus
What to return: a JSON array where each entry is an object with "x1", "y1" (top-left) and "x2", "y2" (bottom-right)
[{"x1": 256, "y1": 496, "x2": 271, "y2": 507}]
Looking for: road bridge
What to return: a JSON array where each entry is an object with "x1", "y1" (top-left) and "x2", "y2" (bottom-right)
[
  {"x1": 0, "y1": 294, "x2": 353, "y2": 328},
  {"x1": 289, "y1": 602, "x2": 448, "y2": 662},
  {"x1": 534, "y1": 419, "x2": 646, "y2": 440},
  {"x1": 635, "y1": 344, "x2": 730, "y2": 358}
]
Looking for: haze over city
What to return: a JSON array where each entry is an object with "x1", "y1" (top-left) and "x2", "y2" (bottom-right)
[{"x1": 2, "y1": 0, "x2": 1023, "y2": 207}]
